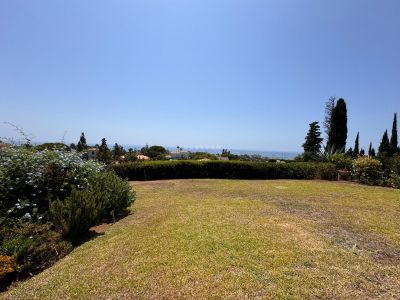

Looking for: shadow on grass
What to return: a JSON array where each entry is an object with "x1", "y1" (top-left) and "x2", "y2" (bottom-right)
[{"x1": 0, "y1": 212, "x2": 131, "y2": 293}]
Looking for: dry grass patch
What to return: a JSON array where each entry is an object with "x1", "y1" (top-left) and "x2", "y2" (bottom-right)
[{"x1": 2, "y1": 179, "x2": 400, "y2": 299}]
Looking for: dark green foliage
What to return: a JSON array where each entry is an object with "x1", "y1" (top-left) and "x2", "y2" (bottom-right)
[
  {"x1": 49, "y1": 189, "x2": 107, "y2": 240},
  {"x1": 221, "y1": 149, "x2": 239, "y2": 160},
  {"x1": 76, "y1": 132, "x2": 88, "y2": 152},
  {"x1": 141, "y1": 145, "x2": 168, "y2": 160},
  {"x1": 125, "y1": 148, "x2": 138, "y2": 162},
  {"x1": 328, "y1": 98, "x2": 348, "y2": 151},
  {"x1": 302, "y1": 121, "x2": 323, "y2": 157},
  {"x1": 378, "y1": 130, "x2": 391, "y2": 157},
  {"x1": 97, "y1": 138, "x2": 112, "y2": 164},
  {"x1": 112, "y1": 161, "x2": 337, "y2": 181},
  {"x1": 353, "y1": 132, "x2": 360, "y2": 157},
  {"x1": 359, "y1": 149, "x2": 365, "y2": 156},
  {"x1": 368, "y1": 142, "x2": 376, "y2": 157},
  {"x1": 390, "y1": 113, "x2": 398, "y2": 155},
  {"x1": 112, "y1": 143, "x2": 125, "y2": 160},
  {"x1": 88, "y1": 171, "x2": 135, "y2": 215}
]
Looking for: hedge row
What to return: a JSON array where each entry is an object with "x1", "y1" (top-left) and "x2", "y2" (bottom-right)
[{"x1": 112, "y1": 160, "x2": 337, "y2": 181}]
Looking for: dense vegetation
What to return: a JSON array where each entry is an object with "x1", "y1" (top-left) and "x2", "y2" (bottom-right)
[
  {"x1": 112, "y1": 160, "x2": 337, "y2": 181},
  {"x1": 300, "y1": 97, "x2": 400, "y2": 188},
  {"x1": 0, "y1": 145, "x2": 134, "y2": 288}
]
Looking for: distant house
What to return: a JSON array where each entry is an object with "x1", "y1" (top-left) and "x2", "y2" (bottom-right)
[
  {"x1": 170, "y1": 150, "x2": 190, "y2": 160},
  {"x1": 137, "y1": 154, "x2": 150, "y2": 161},
  {"x1": 218, "y1": 156, "x2": 229, "y2": 161},
  {"x1": 87, "y1": 148, "x2": 97, "y2": 159}
]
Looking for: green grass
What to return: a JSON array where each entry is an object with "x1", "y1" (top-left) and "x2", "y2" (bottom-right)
[{"x1": 2, "y1": 180, "x2": 400, "y2": 299}]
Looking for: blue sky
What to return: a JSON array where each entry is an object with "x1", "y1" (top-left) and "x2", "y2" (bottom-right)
[{"x1": 1, "y1": 0, "x2": 399, "y2": 152}]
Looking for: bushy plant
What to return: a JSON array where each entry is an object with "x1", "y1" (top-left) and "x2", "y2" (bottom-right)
[
  {"x1": 88, "y1": 171, "x2": 135, "y2": 216},
  {"x1": 331, "y1": 153, "x2": 353, "y2": 170},
  {"x1": 49, "y1": 189, "x2": 107, "y2": 240},
  {"x1": 352, "y1": 157, "x2": 382, "y2": 185},
  {"x1": 0, "y1": 147, "x2": 105, "y2": 222}
]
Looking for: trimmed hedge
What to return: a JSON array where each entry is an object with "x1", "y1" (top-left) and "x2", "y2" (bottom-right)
[{"x1": 112, "y1": 161, "x2": 337, "y2": 181}]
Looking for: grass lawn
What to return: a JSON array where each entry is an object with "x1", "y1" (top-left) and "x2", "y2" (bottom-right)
[{"x1": 2, "y1": 180, "x2": 400, "y2": 299}]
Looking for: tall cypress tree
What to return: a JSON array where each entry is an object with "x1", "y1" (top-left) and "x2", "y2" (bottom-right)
[
  {"x1": 368, "y1": 142, "x2": 376, "y2": 157},
  {"x1": 77, "y1": 132, "x2": 87, "y2": 152},
  {"x1": 378, "y1": 130, "x2": 391, "y2": 157},
  {"x1": 327, "y1": 98, "x2": 348, "y2": 152},
  {"x1": 353, "y1": 132, "x2": 360, "y2": 157},
  {"x1": 390, "y1": 113, "x2": 398, "y2": 155},
  {"x1": 302, "y1": 121, "x2": 323, "y2": 156}
]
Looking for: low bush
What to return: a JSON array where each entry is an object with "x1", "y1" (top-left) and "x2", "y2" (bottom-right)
[
  {"x1": 112, "y1": 161, "x2": 337, "y2": 181},
  {"x1": 49, "y1": 189, "x2": 108, "y2": 240},
  {"x1": 88, "y1": 171, "x2": 135, "y2": 216},
  {"x1": 331, "y1": 153, "x2": 353, "y2": 170},
  {"x1": 352, "y1": 157, "x2": 382, "y2": 185}
]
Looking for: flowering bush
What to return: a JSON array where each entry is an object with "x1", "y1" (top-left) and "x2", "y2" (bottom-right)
[
  {"x1": 352, "y1": 157, "x2": 382, "y2": 185},
  {"x1": 0, "y1": 147, "x2": 105, "y2": 222}
]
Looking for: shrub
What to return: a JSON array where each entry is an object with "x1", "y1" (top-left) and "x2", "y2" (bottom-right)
[
  {"x1": 352, "y1": 157, "x2": 382, "y2": 185},
  {"x1": 49, "y1": 189, "x2": 107, "y2": 240},
  {"x1": 88, "y1": 171, "x2": 135, "y2": 216},
  {"x1": 0, "y1": 147, "x2": 105, "y2": 222},
  {"x1": 331, "y1": 153, "x2": 353, "y2": 170},
  {"x1": 112, "y1": 161, "x2": 337, "y2": 181}
]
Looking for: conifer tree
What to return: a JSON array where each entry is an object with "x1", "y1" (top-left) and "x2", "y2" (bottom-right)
[
  {"x1": 303, "y1": 121, "x2": 323, "y2": 155},
  {"x1": 77, "y1": 132, "x2": 87, "y2": 152},
  {"x1": 359, "y1": 149, "x2": 365, "y2": 156},
  {"x1": 327, "y1": 98, "x2": 347, "y2": 152},
  {"x1": 378, "y1": 130, "x2": 391, "y2": 157},
  {"x1": 368, "y1": 142, "x2": 375, "y2": 157},
  {"x1": 390, "y1": 113, "x2": 398, "y2": 155},
  {"x1": 353, "y1": 132, "x2": 360, "y2": 157},
  {"x1": 97, "y1": 138, "x2": 112, "y2": 164},
  {"x1": 323, "y1": 96, "x2": 335, "y2": 138}
]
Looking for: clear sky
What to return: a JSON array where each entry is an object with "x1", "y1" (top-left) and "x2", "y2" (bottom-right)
[{"x1": 1, "y1": 0, "x2": 399, "y2": 152}]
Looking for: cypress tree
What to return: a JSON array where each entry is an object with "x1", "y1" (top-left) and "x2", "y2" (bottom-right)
[
  {"x1": 353, "y1": 132, "x2": 360, "y2": 157},
  {"x1": 378, "y1": 130, "x2": 391, "y2": 157},
  {"x1": 97, "y1": 138, "x2": 112, "y2": 164},
  {"x1": 77, "y1": 132, "x2": 87, "y2": 152},
  {"x1": 359, "y1": 149, "x2": 365, "y2": 156},
  {"x1": 390, "y1": 113, "x2": 398, "y2": 155},
  {"x1": 327, "y1": 98, "x2": 348, "y2": 152},
  {"x1": 368, "y1": 142, "x2": 375, "y2": 157},
  {"x1": 302, "y1": 121, "x2": 323, "y2": 155}
]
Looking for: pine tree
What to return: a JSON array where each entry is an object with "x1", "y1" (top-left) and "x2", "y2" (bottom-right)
[
  {"x1": 368, "y1": 142, "x2": 375, "y2": 157},
  {"x1": 303, "y1": 122, "x2": 323, "y2": 155},
  {"x1": 97, "y1": 138, "x2": 112, "y2": 164},
  {"x1": 353, "y1": 132, "x2": 360, "y2": 157},
  {"x1": 327, "y1": 98, "x2": 347, "y2": 152},
  {"x1": 378, "y1": 130, "x2": 391, "y2": 157},
  {"x1": 390, "y1": 113, "x2": 398, "y2": 155},
  {"x1": 77, "y1": 132, "x2": 87, "y2": 152}
]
